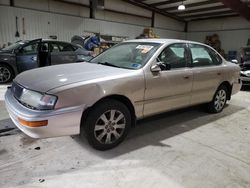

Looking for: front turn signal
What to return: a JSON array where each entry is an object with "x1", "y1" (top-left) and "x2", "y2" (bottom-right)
[{"x1": 18, "y1": 118, "x2": 48, "y2": 127}]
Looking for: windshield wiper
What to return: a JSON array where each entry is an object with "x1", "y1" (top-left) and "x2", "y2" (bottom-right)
[{"x1": 98, "y1": 62, "x2": 120, "y2": 68}]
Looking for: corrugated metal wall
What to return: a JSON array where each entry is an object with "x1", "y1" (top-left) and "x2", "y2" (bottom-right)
[
  {"x1": 187, "y1": 17, "x2": 250, "y2": 52},
  {"x1": 0, "y1": 6, "x2": 86, "y2": 44},
  {"x1": 0, "y1": 4, "x2": 186, "y2": 46}
]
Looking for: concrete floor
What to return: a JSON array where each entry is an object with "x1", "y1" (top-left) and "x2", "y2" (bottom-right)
[{"x1": 0, "y1": 84, "x2": 250, "y2": 188}]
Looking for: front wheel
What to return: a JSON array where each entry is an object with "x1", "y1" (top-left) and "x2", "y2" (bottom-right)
[
  {"x1": 207, "y1": 85, "x2": 228, "y2": 113},
  {"x1": 0, "y1": 64, "x2": 14, "y2": 84},
  {"x1": 81, "y1": 99, "x2": 131, "y2": 150}
]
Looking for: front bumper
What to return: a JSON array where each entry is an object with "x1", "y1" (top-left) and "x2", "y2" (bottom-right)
[{"x1": 5, "y1": 88, "x2": 85, "y2": 138}]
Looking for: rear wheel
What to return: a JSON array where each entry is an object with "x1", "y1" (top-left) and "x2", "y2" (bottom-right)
[
  {"x1": 81, "y1": 99, "x2": 131, "y2": 150},
  {"x1": 0, "y1": 64, "x2": 14, "y2": 84},
  {"x1": 207, "y1": 85, "x2": 228, "y2": 113}
]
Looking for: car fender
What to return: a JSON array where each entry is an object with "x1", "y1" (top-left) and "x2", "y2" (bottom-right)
[{"x1": 50, "y1": 73, "x2": 145, "y2": 118}]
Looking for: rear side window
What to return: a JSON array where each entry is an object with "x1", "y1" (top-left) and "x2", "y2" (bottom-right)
[
  {"x1": 40, "y1": 42, "x2": 48, "y2": 52},
  {"x1": 189, "y1": 44, "x2": 221, "y2": 67},
  {"x1": 208, "y1": 48, "x2": 222, "y2": 65},
  {"x1": 57, "y1": 42, "x2": 75, "y2": 52},
  {"x1": 50, "y1": 43, "x2": 60, "y2": 52}
]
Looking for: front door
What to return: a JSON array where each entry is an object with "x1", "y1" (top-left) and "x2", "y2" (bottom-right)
[
  {"x1": 16, "y1": 39, "x2": 41, "y2": 72},
  {"x1": 143, "y1": 43, "x2": 193, "y2": 117}
]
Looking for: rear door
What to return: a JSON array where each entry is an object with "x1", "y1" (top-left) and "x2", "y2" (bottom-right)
[
  {"x1": 188, "y1": 43, "x2": 223, "y2": 105},
  {"x1": 16, "y1": 39, "x2": 41, "y2": 72},
  {"x1": 50, "y1": 42, "x2": 77, "y2": 65}
]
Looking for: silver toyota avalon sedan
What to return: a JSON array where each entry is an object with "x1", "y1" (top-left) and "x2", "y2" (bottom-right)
[{"x1": 5, "y1": 39, "x2": 241, "y2": 150}]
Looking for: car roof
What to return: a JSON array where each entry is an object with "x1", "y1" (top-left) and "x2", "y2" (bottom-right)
[
  {"x1": 20, "y1": 38, "x2": 72, "y2": 44},
  {"x1": 41, "y1": 39, "x2": 71, "y2": 43},
  {"x1": 125, "y1": 38, "x2": 211, "y2": 47}
]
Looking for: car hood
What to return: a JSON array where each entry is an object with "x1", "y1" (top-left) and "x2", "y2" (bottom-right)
[
  {"x1": 0, "y1": 52, "x2": 14, "y2": 61},
  {"x1": 0, "y1": 50, "x2": 12, "y2": 54},
  {"x1": 14, "y1": 62, "x2": 134, "y2": 93}
]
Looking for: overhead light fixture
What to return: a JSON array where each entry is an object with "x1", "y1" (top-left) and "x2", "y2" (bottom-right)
[{"x1": 178, "y1": 1, "x2": 185, "y2": 10}]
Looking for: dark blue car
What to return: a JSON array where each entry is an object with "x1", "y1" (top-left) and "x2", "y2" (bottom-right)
[{"x1": 0, "y1": 39, "x2": 92, "y2": 83}]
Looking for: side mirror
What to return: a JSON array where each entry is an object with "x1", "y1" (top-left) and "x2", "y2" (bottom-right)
[
  {"x1": 151, "y1": 64, "x2": 161, "y2": 72},
  {"x1": 231, "y1": 59, "x2": 238, "y2": 64},
  {"x1": 157, "y1": 62, "x2": 171, "y2": 70}
]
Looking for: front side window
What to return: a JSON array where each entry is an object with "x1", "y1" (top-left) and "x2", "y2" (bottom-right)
[
  {"x1": 19, "y1": 43, "x2": 38, "y2": 55},
  {"x1": 40, "y1": 42, "x2": 49, "y2": 52},
  {"x1": 158, "y1": 43, "x2": 187, "y2": 69},
  {"x1": 189, "y1": 44, "x2": 221, "y2": 67},
  {"x1": 90, "y1": 42, "x2": 160, "y2": 69}
]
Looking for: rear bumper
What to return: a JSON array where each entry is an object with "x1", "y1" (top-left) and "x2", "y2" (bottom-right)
[
  {"x1": 232, "y1": 79, "x2": 242, "y2": 95},
  {"x1": 240, "y1": 76, "x2": 250, "y2": 85},
  {"x1": 5, "y1": 88, "x2": 85, "y2": 138}
]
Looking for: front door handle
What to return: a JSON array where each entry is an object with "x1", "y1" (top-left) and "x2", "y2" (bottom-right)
[{"x1": 31, "y1": 56, "x2": 37, "y2": 61}]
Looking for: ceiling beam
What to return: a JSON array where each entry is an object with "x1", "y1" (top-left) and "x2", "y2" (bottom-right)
[
  {"x1": 189, "y1": 14, "x2": 239, "y2": 21},
  {"x1": 182, "y1": 10, "x2": 235, "y2": 19},
  {"x1": 55, "y1": 0, "x2": 89, "y2": 8},
  {"x1": 149, "y1": 0, "x2": 185, "y2": 7},
  {"x1": 56, "y1": 0, "x2": 151, "y2": 19},
  {"x1": 220, "y1": 0, "x2": 250, "y2": 21},
  {"x1": 163, "y1": 0, "x2": 220, "y2": 11},
  {"x1": 123, "y1": 0, "x2": 185, "y2": 22},
  {"x1": 175, "y1": 5, "x2": 227, "y2": 15}
]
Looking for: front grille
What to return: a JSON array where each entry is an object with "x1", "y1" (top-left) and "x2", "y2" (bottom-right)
[{"x1": 19, "y1": 101, "x2": 38, "y2": 110}]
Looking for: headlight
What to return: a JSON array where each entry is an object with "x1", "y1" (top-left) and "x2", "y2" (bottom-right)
[{"x1": 19, "y1": 88, "x2": 57, "y2": 110}]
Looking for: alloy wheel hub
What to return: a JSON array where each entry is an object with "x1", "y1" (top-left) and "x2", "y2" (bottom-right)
[
  {"x1": 214, "y1": 89, "x2": 226, "y2": 111},
  {"x1": 94, "y1": 110, "x2": 126, "y2": 144},
  {"x1": 0, "y1": 67, "x2": 11, "y2": 82}
]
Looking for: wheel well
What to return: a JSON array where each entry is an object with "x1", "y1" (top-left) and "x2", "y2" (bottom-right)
[
  {"x1": 0, "y1": 62, "x2": 15, "y2": 76},
  {"x1": 80, "y1": 95, "x2": 136, "y2": 128},
  {"x1": 219, "y1": 81, "x2": 232, "y2": 100}
]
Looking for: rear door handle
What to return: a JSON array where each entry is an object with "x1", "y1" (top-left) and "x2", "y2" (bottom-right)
[
  {"x1": 183, "y1": 76, "x2": 190, "y2": 79},
  {"x1": 217, "y1": 72, "x2": 221, "y2": 76}
]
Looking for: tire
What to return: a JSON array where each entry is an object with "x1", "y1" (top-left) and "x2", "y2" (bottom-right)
[
  {"x1": 0, "y1": 64, "x2": 14, "y2": 84},
  {"x1": 81, "y1": 99, "x2": 131, "y2": 150},
  {"x1": 207, "y1": 85, "x2": 228, "y2": 113}
]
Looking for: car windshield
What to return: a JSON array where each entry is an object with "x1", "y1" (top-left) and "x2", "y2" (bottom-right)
[
  {"x1": 90, "y1": 42, "x2": 161, "y2": 69},
  {"x1": 1, "y1": 41, "x2": 27, "y2": 52}
]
